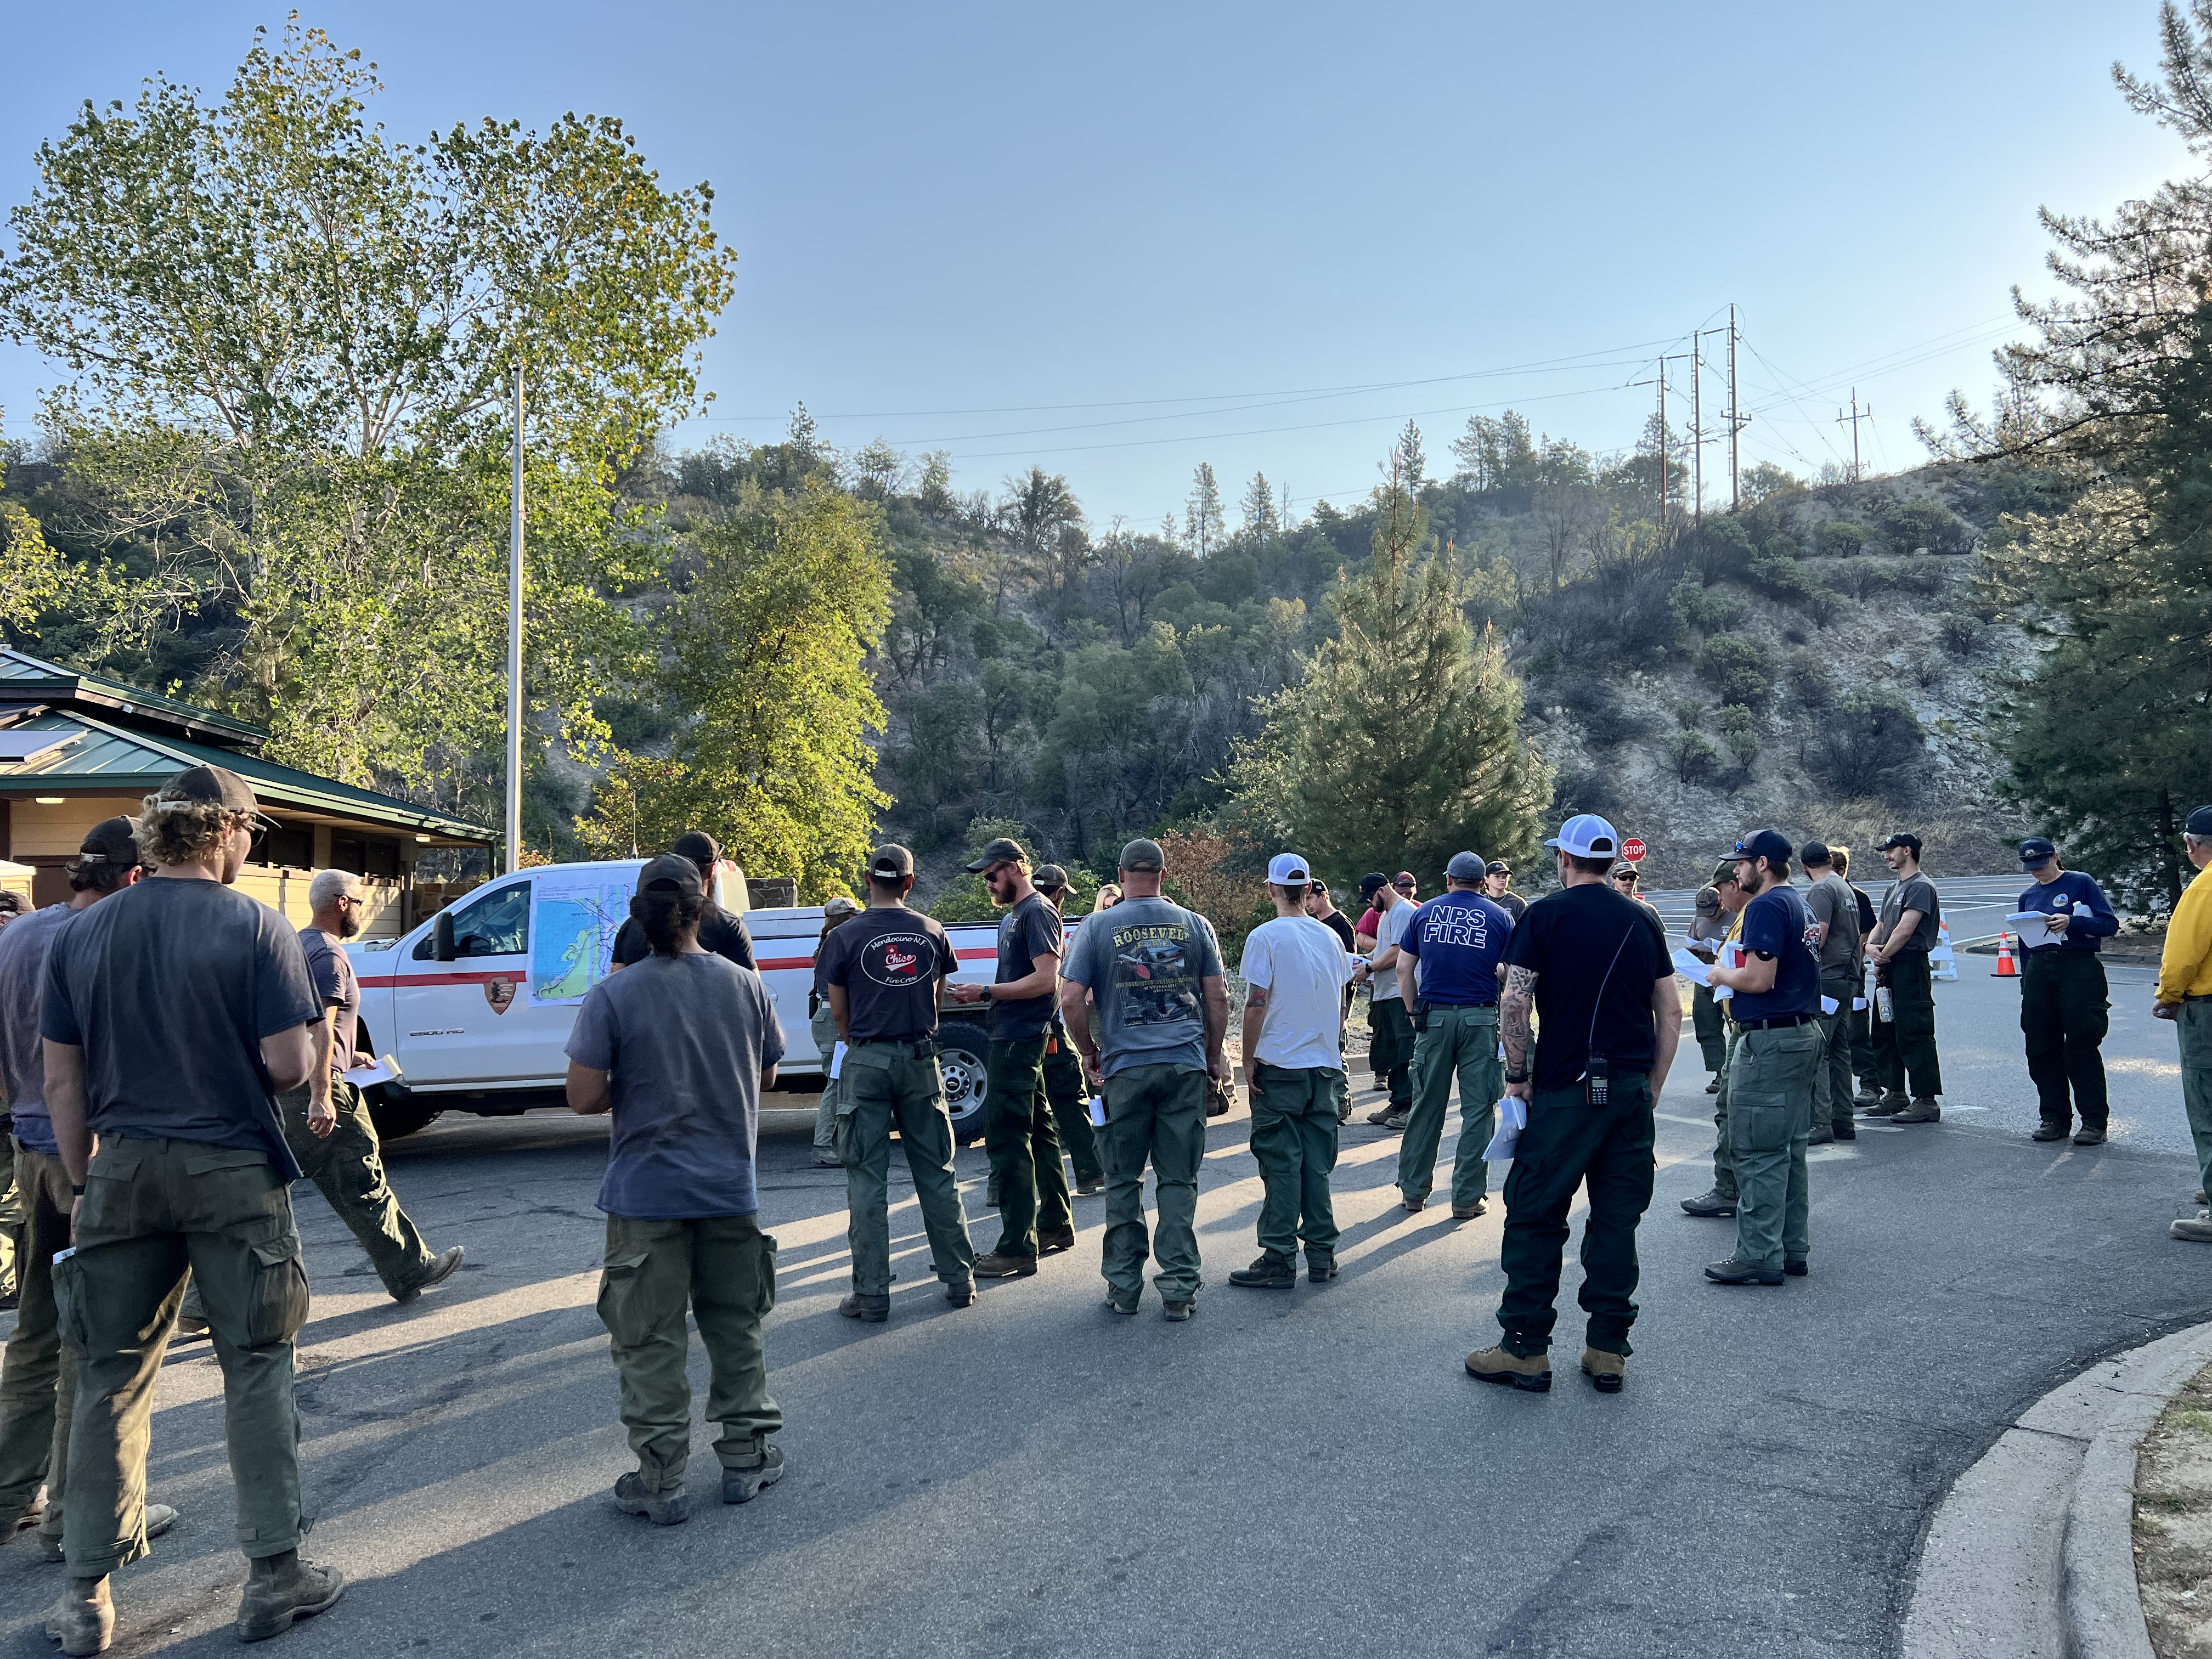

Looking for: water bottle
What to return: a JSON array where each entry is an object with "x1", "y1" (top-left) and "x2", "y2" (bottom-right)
[{"x1": 1876, "y1": 984, "x2": 1894, "y2": 1023}]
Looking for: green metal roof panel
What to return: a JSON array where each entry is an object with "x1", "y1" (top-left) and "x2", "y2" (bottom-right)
[
  {"x1": 0, "y1": 648, "x2": 268, "y2": 746},
  {"x1": 0, "y1": 711, "x2": 494, "y2": 843}
]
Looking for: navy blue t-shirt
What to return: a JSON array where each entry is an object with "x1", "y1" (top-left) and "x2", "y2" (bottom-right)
[
  {"x1": 1401, "y1": 890, "x2": 1514, "y2": 1006},
  {"x1": 2016, "y1": 871, "x2": 2118, "y2": 954},
  {"x1": 1732, "y1": 884, "x2": 1821, "y2": 1020}
]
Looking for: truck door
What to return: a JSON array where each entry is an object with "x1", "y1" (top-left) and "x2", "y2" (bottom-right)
[{"x1": 387, "y1": 878, "x2": 540, "y2": 1085}]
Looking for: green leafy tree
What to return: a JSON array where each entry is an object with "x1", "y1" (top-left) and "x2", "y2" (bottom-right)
[{"x1": 1228, "y1": 462, "x2": 1550, "y2": 876}]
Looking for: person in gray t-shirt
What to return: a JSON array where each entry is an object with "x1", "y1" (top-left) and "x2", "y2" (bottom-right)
[
  {"x1": 566, "y1": 854, "x2": 788, "y2": 1522},
  {"x1": 1799, "y1": 841, "x2": 1864, "y2": 1143}
]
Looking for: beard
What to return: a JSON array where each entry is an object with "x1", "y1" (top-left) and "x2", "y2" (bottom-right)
[{"x1": 336, "y1": 909, "x2": 363, "y2": 939}]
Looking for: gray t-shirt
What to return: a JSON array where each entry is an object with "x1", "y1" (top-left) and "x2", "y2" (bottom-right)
[
  {"x1": 0, "y1": 905, "x2": 74, "y2": 1153},
  {"x1": 299, "y1": 925, "x2": 361, "y2": 1077},
  {"x1": 987, "y1": 891, "x2": 1064, "y2": 1043},
  {"x1": 1060, "y1": 895, "x2": 1223, "y2": 1079},
  {"x1": 41, "y1": 878, "x2": 320, "y2": 1178},
  {"x1": 1369, "y1": 901, "x2": 1414, "y2": 1002},
  {"x1": 565, "y1": 951, "x2": 787, "y2": 1219},
  {"x1": 1878, "y1": 873, "x2": 1942, "y2": 953},
  {"x1": 1805, "y1": 872, "x2": 1862, "y2": 980}
]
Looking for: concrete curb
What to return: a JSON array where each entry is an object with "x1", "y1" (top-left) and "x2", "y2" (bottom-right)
[{"x1": 1903, "y1": 1318, "x2": 2212, "y2": 1659}]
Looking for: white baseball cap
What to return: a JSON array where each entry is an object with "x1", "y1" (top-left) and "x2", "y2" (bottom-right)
[
  {"x1": 1543, "y1": 814, "x2": 1621, "y2": 859},
  {"x1": 1266, "y1": 853, "x2": 1312, "y2": 884}
]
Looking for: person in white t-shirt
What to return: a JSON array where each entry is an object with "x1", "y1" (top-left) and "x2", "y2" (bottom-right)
[{"x1": 1231, "y1": 854, "x2": 1357, "y2": 1290}]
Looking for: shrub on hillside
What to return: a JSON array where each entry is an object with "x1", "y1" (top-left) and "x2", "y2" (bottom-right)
[
  {"x1": 1938, "y1": 613, "x2": 1980, "y2": 656},
  {"x1": 1698, "y1": 634, "x2": 1774, "y2": 709},
  {"x1": 1668, "y1": 573, "x2": 1749, "y2": 634},
  {"x1": 1807, "y1": 689, "x2": 1925, "y2": 803},
  {"x1": 1550, "y1": 673, "x2": 1645, "y2": 748},
  {"x1": 1879, "y1": 499, "x2": 1971, "y2": 556},
  {"x1": 1815, "y1": 521, "x2": 1874, "y2": 557},
  {"x1": 1663, "y1": 729, "x2": 1720, "y2": 783},
  {"x1": 1716, "y1": 705, "x2": 1760, "y2": 766}
]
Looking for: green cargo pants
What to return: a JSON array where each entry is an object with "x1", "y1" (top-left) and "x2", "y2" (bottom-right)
[
  {"x1": 842, "y1": 1041, "x2": 978, "y2": 1297},
  {"x1": 1248, "y1": 1063, "x2": 1344, "y2": 1266},
  {"x1": 0, "y1": 1139, "x2": 18, "y2": 1305},
  {"x1": 1730, "y1": 1023, "x2": 1820, "y2": 1272},
  {"x1": 983, "y1": 1038, "x2": 1071, "y2": 1259},
  {"x1": 0, "y1": 1144, "x2": 77, "y2": 1549},
  {"x1": 2021, "y1": 950, "x2": 2111, "y2": 1130},
  {"x1": 1873, "y1": 950, "x2": 1943, "y2": 1098},
  {"x1": 280, "y1": 1079, "x2": 435, "y2": 1299},
  {"x1": 1496, "y1": 1074, "x2": 1655, "y2": 1358},
  {"x1": 1041, "y1": 1028, "x2": 1104, "y2": 1187},
  {"x1": 2180, "y1": 1001, "x2": 2212, "y2": 1204},
  {"x1": 1099, "y1": 1064, "x2": 1207, "y2": 1306},
  {"x1": 1367, "y1": 997, "x2": 1413, "y2": 1113},
  {"x1": 1711, "y1": 1022, "x2": 1740, "y2": 1201},
  {"x1": 1691, "y1": 983, "x2": 1728, "y2": 1075},
  {"x1": 1397, "y1": 1005, "x2": 1502, "y2": 1209},
  {"x1": 57, "y1": 1137, "x2": 308, "y2": 1576},
  {"x1": 597, "y1": 1212, "x2": 781, "y2": 1493},
  {"x1": 1814, "y1": 974, "x2": 1857, "y2": 1131},
  {"x1": 810, "y1": 1003, "x2": 846, "y2": 1155}
]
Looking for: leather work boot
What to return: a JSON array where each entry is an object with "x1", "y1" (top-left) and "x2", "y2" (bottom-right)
[
  {"x1": 1784, "y1": 1259, "x2": 1809, "y2": 1277},
  {"x1": 1227, "y1": 1254, "x2": 1296, "y2": 1289},
  {"x1": 1037, "y1": 1225, "x2": 1077, "y2": 1255},
  {"x1": 2074, "y1": 1126, "x2": 2108, "y2": 1147},
  {"x1": 1864, "y1": 1091, "x2": 1909, "y2": 1116},
  {"x1": 1104, "y1": 1293, "x2": 1139, "y2": 1316},
  {"x1": 1705, "y1": 1075, "x2": 1722, "y2": 1094},
  {"x1": 41, "y1": 1504, "x2": 176, "y2": 1564},
  {"x1": 1705, "y1": 1256, "x2": 1785, "y2": 1285},
  {"x1": 944, "y1": 1282, "x2": 977, "y2": 1307},
  {"x1": 1465, "y1": 1347, "x2": 1551, "y2": 1392},
  {"x1": 1680, "y1": 1189, "x2": 1736, "y2": 1218},
  {"x1": 973, "y1": 1252, "x2": 1039, "y2": 1279},
  {"x1": 1892, "y1": 1098, "x2": 1942, "y2": 1124},
  {"x1": 839, "y1": 1293, "x2": 890, "y2": 1322},
  {"x1": 8, "y1": 1491, "x2": 47, "y2": 1538},
  {"x1": 395, "y1": 1245, "x2": 465, "y2": 1304},
  {"x1": 1831, "y1": 1119, "x2": 1857, "y2": 1141},
  {"x1": 611, "y1": 1472, "x2": 689, "y2": 1527},
  {"x1": 1076, "y1": 1177, "x2": 1105, "y2": 1196},
  {"x1": 723, "y1": 1444, "x2": 785, "y2": 1505},
  {"x1": 2032, "y1": 1121, "x2": 2068, "y2": 1142},
  {"x1": 1306, "y1": 1255, "x2": 1338, "y2": 1283},
  {"x1": 1368, "y1": 1107, "x2": 1410, "y2": 1131},
  {"x1": 2172, "y1": 1209, "x2": 2212, "y2": 1243},
  {"x1": 1806, "y1": 1121, "x2": 1835, "y2": 1146},
  {"x1": 1579, "y1": 1347, "x2": 1626, "y2": 1394},
  {"x1": 235, "y1": 1553, "x2": 347, "y2": 1643},
  {"x1": 1400, "y1": 1193, "x2": 1426, "y2": 1214},
  {"x1": 1452, "y1": 1198, "x2": 1489, "y2": 1220},
  {"x1": 1162, "y1": 1297, "x2": 1195, "y2": 1322},
  {"x1": 46, "y1": 1578, "x2": 113, "y2": 1656}
]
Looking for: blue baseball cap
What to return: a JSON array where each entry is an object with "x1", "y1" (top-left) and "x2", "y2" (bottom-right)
[
  {"x1": 1445, "y1": 850, "x2": 1487, "y2": 881},
  {"x1": 1544, "y1": 814, "x2": 1620, "y2": 859},
  {"x1": 1734, "y1": 828, "x2": 1795, "y2": 868},
  {"x1": 1266, "y1": 853, "x2": 1312, "y2": 884},
  {"x1": 2019, "y1": 836, "x2": 2056, "y2": 869}
]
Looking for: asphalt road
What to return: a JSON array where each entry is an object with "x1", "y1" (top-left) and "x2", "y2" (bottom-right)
[{"x1": 1, "y1": 933, "x2": 2203, "y2": 1657}]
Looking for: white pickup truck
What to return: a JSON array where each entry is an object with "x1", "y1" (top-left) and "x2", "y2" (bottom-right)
[{"x1": 343, "y1": 858, "x2": 1007, "y2": 1144}]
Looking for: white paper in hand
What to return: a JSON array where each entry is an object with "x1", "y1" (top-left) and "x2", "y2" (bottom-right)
[
  {"x1": 828, "y1": 1041, "x2": 847, "y2": 1080},
  {"x1": 1087, "y1": 1095, "x2": 1107, "y2": 1127},
  {"x1": 1820, "y1": 995, "x2": 1839, "y2": 1015},
  {"x1": 1483, "y1": 1094, "x2": 1526, "y2": 1161},
  {"x1": 2007, "y1": 910, "x2": 2053, "y2": 948},
  {"x1": 1671, "y1": 947, "x2": 1713, "y2": 987}
]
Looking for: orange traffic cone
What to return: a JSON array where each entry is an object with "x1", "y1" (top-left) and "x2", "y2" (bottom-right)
[{"x1": 1993, "y1": 930, "x2": 2018, "y2": 978}]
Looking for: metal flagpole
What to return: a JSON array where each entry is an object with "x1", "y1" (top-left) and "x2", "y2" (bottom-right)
[{"x1": 505, "y1": 363, "x2": 524, "y2": 874}]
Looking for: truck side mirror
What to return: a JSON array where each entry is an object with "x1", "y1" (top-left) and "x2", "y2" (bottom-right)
[{"x1": 433, "y1": 911, "x2": 456, "y2": 962}]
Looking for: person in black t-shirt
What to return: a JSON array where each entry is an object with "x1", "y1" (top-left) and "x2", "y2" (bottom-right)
[
  {"x1": 1466, "y1": 814, "x2": 1679, "y2": 1399},
  {"x1": 816, "y1": 845, "x2": 977, "y2": 1323},
  {"x1": 950, "y1": 837, "x2": 1071, "y2": 1273},
  {"x1": 1305, "y1": 881, "x2": 1358, "y2": 1102},
  {"x1": 608, "y1": 831, "x2": 755, "y2": 973}
]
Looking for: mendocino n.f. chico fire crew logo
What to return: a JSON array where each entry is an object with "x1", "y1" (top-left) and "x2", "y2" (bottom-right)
[{"x1": 864, "y1": 933, "x2": 934, "y2": 987}]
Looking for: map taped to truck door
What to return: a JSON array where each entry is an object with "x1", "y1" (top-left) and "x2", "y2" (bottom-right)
[{"x1": 531, "y1": 873, "x2": 634, "y2": 1005}]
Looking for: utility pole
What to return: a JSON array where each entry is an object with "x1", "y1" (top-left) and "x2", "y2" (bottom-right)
[
  {"x1": 1656, "y1": 366, "x2": 1667, "y2": 526},
  {"x1": 1836, "y1": 389, "x2": 1873, "y2": 484},
  {"x1": 505, "y1": 363, "x2": 524, "y2": 875},
  {"x1": 1727, "y1": 305, "x2": 1743, "y2": 509},
  {"x1": 1691, "y1": 332, "x2": 1703, "y2": 525}
]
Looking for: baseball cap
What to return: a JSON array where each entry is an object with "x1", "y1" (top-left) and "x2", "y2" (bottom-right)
[
  {"x1": 1485, "y1": 860, "x2": 1511, "y2": 877},
  {"x1": 1799, "y1": 840, "x2": 1832, "y2": 868},
  {"x1": 1266, "y1": 853, "x2": 1312, "y2": 884},
  {"x1": 867, "y1": 844, "x2": 915, "y2": 881},
  {"x1": 636, "y1": 853, "x2": 705, "y2": 898},
  {"x1": 670, "y1": 830, "x2": 720, "y2": 872},
  {"x1": 1392, "y1": 870, "x2": 1417, "y2": 889},
  {"x1": 2187, "y1": 804, "x2": 2212, "y2": 837},
  {"x1": 1708, "y1": 858, "x2": 1740, "y2": 888},
  {"x1": 78, "y1": 816, "x2": 141, "y2": 869},
  {"x1": 1544, "y1": 814, "x2": 1620, "y2": 859},
  {"x1": 1611, "y1": 862, "x2": 1639, "y2": 882},
  {"x1": 965, "y1": 836, "x2": 1028, "y2": 873},
  {"x1": 1876, "y1": 832, "x2": 1923, "y2": 856},
  {"x1": 1032, "y1": 863, "x2": 1070, "y2": 893},
  {"x1": 1695, "y1": 885, "x2": 1722, "y2": 917},
  {"x1": 2019, "y1": 836, "x2": 2057, "y2": 869},
  {"x1": 1358, "y1": 872, "x2": 1389, "y2": 900},
  {"x1": 823, "y1": 894, "x2": 863, "y2": 917},
  {"x1": 157, "y1": 763, "x2": 275, "y2": 826},
  {"x1": 1118, "y1": 838, "x2": 1166, "y2": 872},
  {"x1": 1445, "y1": 850, "x2": 1486, "y2": 881},
  {"x1": 1734, "y1": 828, "x2": 1795, "y2": 867}
]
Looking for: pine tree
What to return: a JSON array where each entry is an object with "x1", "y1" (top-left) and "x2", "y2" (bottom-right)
[
  {"x1": 1229, "y1": 456, "x2": 1550, "y2": 876},
  {"x1": 1240, "y1": 471, "x2": 1278, "y2": 534},
  {"x1": 1185, "y1": 462, "x2": 1225, "y2": 557},
  {"x1": 1394, "y1": 420, "x2": 1426, "y2": 493}
]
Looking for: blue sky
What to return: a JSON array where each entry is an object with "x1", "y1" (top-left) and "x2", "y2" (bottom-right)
[{"x1": 0, "y1": 3, "x2": 2187, "y2": 527}]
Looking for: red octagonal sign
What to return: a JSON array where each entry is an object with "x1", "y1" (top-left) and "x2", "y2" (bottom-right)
[{"x1": 1622, "y1": 837, "x2": 1648, "y2": 863}]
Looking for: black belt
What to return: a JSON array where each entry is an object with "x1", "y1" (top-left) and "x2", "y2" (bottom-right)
[
  {"x1": 1735, "y1": 1013, "x2": 1816, "y2": 1031},
  {"x1": 2186, "y1": 993, "x2": 2212, "y2": 1003},
  {"x1": 853, "y1": 1036, "x2": 936, "y2": 1051},
  {"x1": 1431, "y1": 1001, "x2": 1498, "y2": 1010}
]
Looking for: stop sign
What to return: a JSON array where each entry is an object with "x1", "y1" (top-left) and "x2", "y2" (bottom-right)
[{"x1": 1622, "y1": 837, "x2": 1648, "y2": 863}]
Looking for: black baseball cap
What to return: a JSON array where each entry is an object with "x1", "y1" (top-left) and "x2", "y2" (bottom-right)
[
  {"x1": 1358, "y1": 872, "x2": 1389, "y2": 900},
  {"x1": 1118, "y1": 838, "x2": 1165, "y2": 873},
  {"x1": 670, "y1": 830, "x2": 720, "y2": 872},
  {"x1": 867, "y1": 844, "x2": 915, "y2": 881},
  {"x1": 966, "y1": 836, "x2": 1028, "y2": 873},
  {"x1": 1032, "y1": 863, "x2": 1070, "y2": 893},
  {"x1": 78, "y1": 816, "x2": 141, "y2": 869},
  {"x1": 2187, "y1": 805, "x2": 2212, "y2": 837},
  {"x1": 1485, "y1": 859, "x2": 1511, "y2": 877},
  {"x1": 1876, "y1": 832, "x2": 1923, "y2": 856},
  {"x1": 1800, "y1": 840, "x2": 1833, "y2": 868},
  {"x1": 2019, "y1": 836, "x2": 2057, "y2": 869},
  {"x1": 1734, "y1": 828, "x2": 1794, "y2": 867},
  {"x1": 636, "y1": 853, "x2": 704, "y2": 898},
  {"x1": 157, "y1": 763, "x2": 275, "y2": 826}
]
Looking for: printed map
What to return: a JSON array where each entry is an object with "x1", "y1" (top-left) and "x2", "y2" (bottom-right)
[{"x1": 531, "y1": 874, "x2": 633, "y2": 1004}]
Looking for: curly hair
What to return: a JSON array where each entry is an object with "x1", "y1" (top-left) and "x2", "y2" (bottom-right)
[{"x1": 133, "y1": 795, "x2": 255, "y2": 868}]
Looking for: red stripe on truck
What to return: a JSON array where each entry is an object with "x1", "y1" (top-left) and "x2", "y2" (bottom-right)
[
  {"x1": 356, "y1": 970, "x2": 528, "y2": 989},
  {"x1": 759, "y1": 947, "x2": 995, "y2": 972}
]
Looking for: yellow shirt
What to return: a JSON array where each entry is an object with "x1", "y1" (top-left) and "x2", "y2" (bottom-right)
[{"x1": 2158, "y1": 861, "x2": 2212, "y2": 1005}]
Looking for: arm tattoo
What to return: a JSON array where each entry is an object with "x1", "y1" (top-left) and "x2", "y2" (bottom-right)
[{"x1": 1501, "y1": 966, "x2": 1538, "y2": 1074}]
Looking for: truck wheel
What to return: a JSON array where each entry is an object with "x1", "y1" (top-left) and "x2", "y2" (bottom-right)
[
  {"x1": 936, "y1": 1025, "x2": 989, "y2": 1144},
  {"x1": 368, "y1": 1089, "x2": 444, "y2": 1141}
]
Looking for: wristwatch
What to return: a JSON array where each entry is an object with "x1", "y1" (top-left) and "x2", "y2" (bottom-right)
[{"x1": 1505, "y1": 1070, "x2": 1531, "y2": 1086}]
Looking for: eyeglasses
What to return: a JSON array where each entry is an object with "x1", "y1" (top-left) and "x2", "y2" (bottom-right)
[{"x1": 1392, "y1": 879, "x2": 1415, "y2": 891}]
